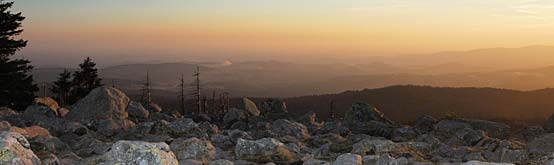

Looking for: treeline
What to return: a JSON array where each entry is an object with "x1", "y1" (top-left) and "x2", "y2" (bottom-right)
[{"x1": 285, "y1": 85, "x2": 554, "y2": 123}]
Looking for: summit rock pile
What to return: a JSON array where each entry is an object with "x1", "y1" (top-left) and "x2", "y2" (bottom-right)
[{"x1": 0, "y1": 86, "x2": 554, "y2": 164}]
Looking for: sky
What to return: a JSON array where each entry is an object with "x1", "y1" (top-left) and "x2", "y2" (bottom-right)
[{"x1": 12, "y1": 0, "x2": 554, "y2": 67}]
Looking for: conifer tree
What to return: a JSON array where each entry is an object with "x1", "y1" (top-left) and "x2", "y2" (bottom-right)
[
  {"x1": 50, "y1": 69, "x2": 72, "y2": 106},
  {"x1": 69, "y1": 57, "x2": 102, "y2": 103},
  {"x1": 0, "y1": 1, "x2": 37, "y2": 110}
]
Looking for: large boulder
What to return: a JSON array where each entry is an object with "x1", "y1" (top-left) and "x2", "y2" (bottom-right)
[
  {"x1": 66, "y1": 87, "x2": 134, "y2": 136},
  {"x1": 235, "y1": 138, "x2": 295, "y2": 163},
  {"x1": 0, "y1": 131, "x2": 41, "y2": 164},
  {"x1": 271, "y1": 119, "x2": 311, "y2": 142},
  {"x1": 170, "y1": 137, "x2": 215, "y2": 163},
  {"x1": 240, "y1": 98, "x2": 261, "y2": 117},
  {"x1": 81, "y1": 140, "x2": 178, "y2": 165},
  {"x1": 545, "y1": 114, "x2": 554, "y2": 133},
  {"x1": 343, "y1": 102, "x2": 394, "y2": 136}
]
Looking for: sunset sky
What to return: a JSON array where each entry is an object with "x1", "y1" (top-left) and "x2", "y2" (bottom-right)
[{"x1": 13, "y1": 0, "x2": 554, "y2": 66}]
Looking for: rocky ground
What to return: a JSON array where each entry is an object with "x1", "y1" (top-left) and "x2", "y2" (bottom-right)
[{"x1": 1, "y1": 87, "x2": 554, "y2": 165}]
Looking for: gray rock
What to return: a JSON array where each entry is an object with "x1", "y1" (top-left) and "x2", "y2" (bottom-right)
[
  {"x1": 170, "y1": 137, "x2": 215, "y2": 163},
  {"x1": 235, "y1": 138, "x2": 295, "y2": 163},
  {"x1": 304, "y1": 159, "x2": 331, "y2": 165},
  {"x1": 127, "y1": 101, "x2": 149, "y2": 120},
  {"x1": 391, "y1": 126, "x2": 418, "y2": 142},
  {"x1": 298, "y1": 111, "x2": 324, "y2": 133},
  {"x1": 82, "y1": 140, "x2": 178, "y2": 165},
  {"x1": 71, "y1": 134, "x2": 111, "y2": 157},
  {"x1": 351, "y1": 138, "x2": 402, "y2": 155},
  {"x1": 528, "y1": 133, "x2": 554, "y2": 156},
  {"x1": 343, "y1": 102, "x2": 394, "y2": 136},
  {"x1": 30, "y1": 134, "x2": 69, "y2": 154},
  {"x1": 168, "y1": 118, "x2": 205, "y2": 138},
  {"x1": 208, "y1": 159, "x2": 234, "y2": 165},
  {"x1": 272, "y1": 119, "x2": 311, "y2": 141},
  {"x1": 459, "y1": 119, "x2": 510, "y2": 139},
  {"x1": 224, "y1": 108, "x2": 248, "y2": 125},
  {"x1": 36, "y1": 151, "x2": 60, "y2": 165},
  {"x1": 0, "y1": 131, "x2": 41, "y2": 165},
  {"x1": 514, "y1": 125, "x2": 544, "y2": 142},
  {"x1": 333, "y1": 153, "x2": 362, "y2": 165},
  {"x1": 260, "y1": 98, "x2": 288, "y2": 114},
  {"x1": 461, "y1": 161, "x2": 514, "y2": 165},
  {"x1": 413, "y1": 115, "x2": 437, "y2": 134},
  {"x1": 66, "y1": 87, "x2": 134, "y2": 136}
]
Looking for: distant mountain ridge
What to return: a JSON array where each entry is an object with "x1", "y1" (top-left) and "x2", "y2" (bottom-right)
[{"x1": 285, "y1": 85, "x2": 554, "y2": 122}]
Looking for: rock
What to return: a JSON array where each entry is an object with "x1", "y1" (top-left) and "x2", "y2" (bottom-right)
[
  {"x1": 82, "y1": 140, "x2": 178, "y2": 165},
  {"x1": 58, "y1": 108, "x2": 70, "y2": 118},
  {"x1": 351, "y1": 138, "x2": 403, "y2": 155},
  {"x1": 170, "y1": 137, "x2": 215, "y2": 163},
  {"x1": 181, "y1": 159, "x2": 203, "y2": 165},
  {"x1": 528, "y1": 133, "x2": 554, "y2": 155},
  {"x1": 127, "y1": 101, "x2": 150, "y2": 120},
  {"x1": 224, "y1": 108, "x2": 248, "y2": 125},
  {"x1": 545, "y1": 114, "x2": 554, "y2": 133},
  {"x1": 66, "y1": 87, "x2": 132, "y2": 134},
  {"x1": 23, "y1": 99, "x2": 59, "y2": 120},
  {"x1": 462, "y1": 161, "x2": 514, "y2": 165},
  {"x1": 304, "y1": 159, "x2": 331, "y2": 165},
  {"x1": 21, "y1": 125, "x2": 50, "y2": 139},
  {"x1": 30, "y1": 134, "x2": 69, "y2": 154},
  {"x1": 168, "y1": 118, "x2": 205, "y2": 138},
  {"x1": 310, "y1": 133, "x2": 347, "y2": 147},
  {"x1": 208, "y1": 159, "x2": 234, "y2": 165},
  {"x1": 363, "y1": 154, "x2": 409, "y2": 165},
  {"x1": 298, "y1": 111, "x2": 324, "y2": 133},
  {"x1": 36, "y1": 151, "x2": 60, "y2": 165},
  {"x1": 71, "y1": 135, "x2": 111, "y2": 157},
  {"x1": 271, "y1": 119, "x2": 311, "y2": 141},
  {"x1": 391, "y1": 126, "x2": 418, "y2": 142},
  {"x1": 459, "y1": 119, "x2": 510, "y2": 139},
  {"x1": 344, "y1": 102, "x2": 394, "y2": 125},
  {"x1": 235, "y1": 138, "x2": 295, "y2": 163},
  {"x1": 319, "y1": 121, "x2": 351, "y2": 136},
  {"x1": 0, "y1": 131, "x2": 41, "y2": 164},
  {"x1": 343, "y1": 102, "x2": 394, "y2": 136},
  {"x1": 413, "y1": 115, "x2": 437, "y2": 134},
  {"x1": 96, "y1": 118, "x2": 136, "y2": 137},
  {"x1": 260, "y1": 98, "x2": 288, "y2": 114},
  {"x1": 333, "y1": 153, "x2": 362, "y2": 165},
  {"x1": 514, "y1": 125, "x2": 545, "y2": 142},
  {"x1": 241, "y1": 98, "x2": 261, "y2": 117},
  {"x1": 433, "y1": 120, "x2": 472, "y2": 140},
  {"x1": 57, "y1": 151, "x2": 82, "y2": 164}
]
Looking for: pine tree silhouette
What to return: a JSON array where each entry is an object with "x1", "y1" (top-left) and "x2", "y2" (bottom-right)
[
  {"x1": 69, "y1": 57, "x2": 102, "y2": 103},
  {"x1": 0, "y1": 1, "x2": 38, "y2": 110},
  {"x1": 50, "y1": 69, "x2": 72, "y2": 106}
]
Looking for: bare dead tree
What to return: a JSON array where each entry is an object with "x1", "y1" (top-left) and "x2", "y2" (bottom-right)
[
  {"x1": 178, "y1": 74, "x2": 186, "y2": 115},
  {"x1": 189, "y1": 66, "x2": 201, "y2": 114},
  {"x1": 141, "y1": 71, "x2": 152, "y2": 105}
]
